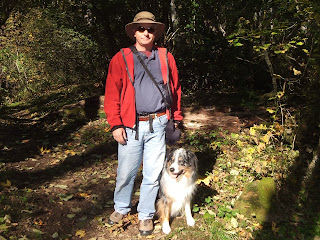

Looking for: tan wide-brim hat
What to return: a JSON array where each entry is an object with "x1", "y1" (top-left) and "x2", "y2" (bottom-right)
[{"x1": 125, "y1": 11, "x2": 165, "y2": 41}]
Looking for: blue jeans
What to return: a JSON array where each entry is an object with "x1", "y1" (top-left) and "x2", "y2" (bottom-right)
[{"x1": 113, "y1": 114, "x2": 168, "y2": 220}]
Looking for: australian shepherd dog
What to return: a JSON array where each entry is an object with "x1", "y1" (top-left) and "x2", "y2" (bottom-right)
[{"x1": 156, "y1": 148, "x2": 198, "y2": 234}]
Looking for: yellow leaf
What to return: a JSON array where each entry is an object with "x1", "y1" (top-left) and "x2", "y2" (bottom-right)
[
  {"x1": 213, "y1": 176, "x2": 220, "y2": 182},
  {"x1": 257, "y1": 143, "x2": 266, "y2": 152},
  {"x1": 0, "y1": 179, "x2": 11, "y2": 187},
  {"x1": 247, "y1": 147, "x2": 255, "y2": 154},
  {"x1": 65, "y1": 150, "x2": 76, "y2": 156},
  {"x1": 266, "y1": 108, "x2": 275, "y2": 114},
  {"x1": 302, "y1": 49, "x2": 309, "y2": 54},
  {"x1": 253, "y1": 223, "x2": 263, "y2": 229},
  {"x1": 236, "y1": 140, "x2": 243, "y2": 147},
  {"x1": 196, "y1": 175, "x2": 215, "y2": 186},
  {"x1": 78, "y1": 193, "x2": 90, "y2": 198},
  {"x1": 249, "y1": 127, "x2": 256, "y2": 136},
  {"x1": 261, "y1": 132, "x2": 271, "y2": 144},
  {"x1": 246, "y1": 154, "x2": 253, "y2": 161},
  {"x1": 274, "y1": 122, "x2": 285, "y2": 134},
  {"x1": 75, "y1": 229, "x2": 86, "y2": 238},
  {"x1": 293, "y1": 68, "x2": 301, "y2": 75},
  {"x1": 40, "y1": 147, "x2": 51, "y2": 154}
]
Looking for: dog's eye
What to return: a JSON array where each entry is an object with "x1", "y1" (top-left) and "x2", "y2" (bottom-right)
[{"x1": 179, "y1": 160, "x2": 188, "y2": 166}]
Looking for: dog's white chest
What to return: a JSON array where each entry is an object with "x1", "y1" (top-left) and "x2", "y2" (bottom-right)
[{"x1": 162, "y1": 173, "x2": 195, "y2": 214}]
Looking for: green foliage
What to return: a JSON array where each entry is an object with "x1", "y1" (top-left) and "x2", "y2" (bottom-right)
[
  {"x1": 0, "y1": 7, "x2": 106, "y2": 105},
  {"x1": 190, "y1": 124, "x2": 299, "y2": 238}
]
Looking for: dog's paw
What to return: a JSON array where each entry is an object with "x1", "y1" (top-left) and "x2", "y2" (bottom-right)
[
  {"x1": 162, "y1": 222, "x2": 171, "y2": 234},
  {"x1": 187, "y1": 217, "x2": 195, "y2": 227}
]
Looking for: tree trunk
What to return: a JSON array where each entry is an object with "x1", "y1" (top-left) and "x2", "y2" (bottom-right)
[
  {"x1": 0, "y1": 0, "x2": 18, "y2": 26},
  {"x1": 263, "y1": 50, "x2": 277, "y2": 94}
]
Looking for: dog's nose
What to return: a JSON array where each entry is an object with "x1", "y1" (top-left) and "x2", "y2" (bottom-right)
[{"x1": 170, "y1": 168, "x2": 175, "y2": 172}]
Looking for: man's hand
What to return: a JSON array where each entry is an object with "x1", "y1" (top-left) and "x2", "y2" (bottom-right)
[{"x1": 113, "y1": 128, "x2": 127, "y2": 145}]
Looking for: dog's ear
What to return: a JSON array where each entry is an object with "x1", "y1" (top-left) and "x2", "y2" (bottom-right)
[
  {"x1": 167, "y1": 147, "x2": 178, "y2": 157},
  {"x1": 166, "y1": 148, "x2": 175, "y2": 161},
  {"x1": 187, "y1": 150, "x2": 198, "y2": 170}
]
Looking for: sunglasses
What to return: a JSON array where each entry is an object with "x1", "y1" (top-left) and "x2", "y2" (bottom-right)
[{"x1": 136, "y1": 26, "x2": 155, "y2": 34}]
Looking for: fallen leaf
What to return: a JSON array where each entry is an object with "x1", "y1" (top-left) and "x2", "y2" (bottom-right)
[
  {"x1": 134, "y1": 191, "x2": 140, "y2": 196},
  {"x1": 33, "y1": 228, "x2": 44, "y2": 235},
  {"x1": 52, "y1": 232, "x2": 59, "y2": 238},
  {"x1": 249, "y1": 127, "x2": 256, "y2": 136},
  {"x1": 0, "y1": 179, "x2": 11, "y2": 187},
  {"x1": 57, "y1": 184, "x2": 68, "y2": 189},
  {"x1": 75, "y1": 229, "x2": 86, "y2": 238},
  {"x1": 58, "y1": 194, "x2": 73, "y2": 201},
  {"x1": 230, "y1": 170, "x2": 239, "y2": 176},
  {"x1": 65, "y1": 150, "x2": 76, "y2": 156},
  {"x1": 34, "y1": 219, "x2": 44, "y2": 226},
  {"x1": 21, "y1": 209, "x2": 33, "y2": 214},
  {"x1": 40, "y1": 146, "x2": 51, "y2": 154},
  {"x1": 231, "y1": 217, "x2": 238, "y2": 228},
  {"x1": 71, "y1": 207, "x2": 82, "y2": 213},
  {"x1": 79, "y1": 215, "x2": 87, "y2": 221},
  {"x1": 77, "y1": 193, "x2": 90, "y2": 198},
  {"x1": 253, "y1": 223, "x2": 263, "y2": 229}
]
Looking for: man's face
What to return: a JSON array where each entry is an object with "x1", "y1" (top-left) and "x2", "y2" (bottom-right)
[{"x1": 134, "y1": 23, "x2": 156, "y2": 49}]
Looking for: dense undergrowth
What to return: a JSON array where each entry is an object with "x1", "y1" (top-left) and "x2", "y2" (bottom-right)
[
  {"x1": 0, "y1": 7, "x2": 106, "y2": 105},
  {"x1": 182, "y1": 123, "x2": 303, "y2": 239}
]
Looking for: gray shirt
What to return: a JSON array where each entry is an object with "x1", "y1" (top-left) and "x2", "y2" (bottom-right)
[{"x1": 133, "y1": 48, "x2": 168, "y2": 115}]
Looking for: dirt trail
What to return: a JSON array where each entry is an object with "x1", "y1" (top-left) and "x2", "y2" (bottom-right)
[{"x1": 0, "y1": 101, "x2": 267, "y2": 240}]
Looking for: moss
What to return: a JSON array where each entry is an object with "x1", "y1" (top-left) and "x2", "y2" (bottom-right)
[{"x1": 234, "y1": 177, "x2": 277, "y2": 223}]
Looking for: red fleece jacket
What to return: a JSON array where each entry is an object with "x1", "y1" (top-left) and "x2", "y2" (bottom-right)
[{"x1": 104, "y1": 46, "x2": 183, "y2": 130}]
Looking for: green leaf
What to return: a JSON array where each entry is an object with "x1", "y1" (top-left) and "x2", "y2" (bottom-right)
[
  {"x1": 79, "y1": 215, "x2": 87, "y2": 221},
  {"x1": 296, "y1": 42, "x2": 304, "y2": 45},
  {"x1": 266, "y1": 108, "x2": 276, "y2": 114},
  {"x1": 205, "y1": 196, "x2": 212, "y2": 203},
  {"x1": 234, "y1": 42, "x2": 243, "y2": 47},
  {"x1": 203, "y1": 212, "x2": 212, "y2": 219},
  {"x1": 231, "y1": 133, "x2": 239, "y2": 139},
  {"x1": 193, "y1": 204, "x2": 200, "y2": 213},
  {"x1": 262, "y1": 44, "x2": 271, "y2": 50},
  {"x1": 33, "y1": 228, "x2": 44, "y2": 235},
  {"x1": 52, "y1": 232, "x2": 59, "y2": 238},
  {"x1": 58, "y1": 194, "x2": 73, "y2": 201}
]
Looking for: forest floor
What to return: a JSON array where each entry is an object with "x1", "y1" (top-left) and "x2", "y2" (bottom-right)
[{"x1": 0, "y1": 94, "x2": 319, "y2": 239}]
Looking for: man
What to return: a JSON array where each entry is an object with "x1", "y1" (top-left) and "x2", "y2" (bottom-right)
[{"x1": 104, "y1": 11, "x2": 183, "y2": 236}]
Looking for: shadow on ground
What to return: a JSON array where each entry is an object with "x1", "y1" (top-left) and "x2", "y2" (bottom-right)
[{"x1": 253, "y1": 137, "x2": 320, "y2": 239}]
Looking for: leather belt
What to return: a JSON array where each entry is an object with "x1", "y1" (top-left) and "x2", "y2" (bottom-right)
[{"x1": 138, "y1": 111, "x2": 166, "y2": 121}]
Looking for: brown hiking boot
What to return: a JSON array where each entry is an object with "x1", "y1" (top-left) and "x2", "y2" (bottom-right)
[
  {"x1": 108, "y1": 211, "x2": 124, "y2": 225},
  {"x1": 139, "y1": 219, "x2": 154, "y2": 236}
]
